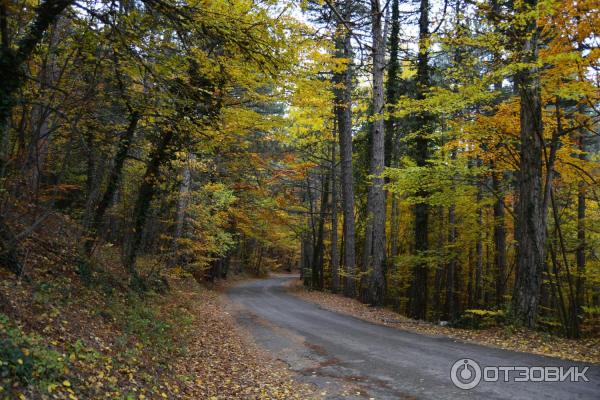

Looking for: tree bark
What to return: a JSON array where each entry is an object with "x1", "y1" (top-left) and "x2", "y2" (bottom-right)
[
  {"x1": 332, "y1": 1, "x2": 357, "y2": 297},
  {"x1": 445, "y1": 202, "x2": 458, "y2": 320},
  {"x1": 312, "y1": 170, "x2": 329, "y2": 290},
  {"x1": 575, "y1": 133, "x2": 585, "y2": 327},
  {"x1": 385, "y1": 0, "x2": 402, "y2": 169},
  {"x1": 123, "y1": 128, "x2": 175, "y2": 285},
  {"x1": 386, "y1": 0, "x2": 402, "y2": 272},
  {"x1": 170, "y1": 153, "x2": 194, "y2": 266},
  {"x1": 492, "y1": 167, "x2": 507, "y2": 307},
  {"x1": 330, "y1": 138, "x2": 340, "y2": 292},
  {"x1": 511, "y1": 0, "x2": 546, "y2": 328},
  {"x1": 85, "y1": 111, "x2": 139, "y2": 254},
  {"x1": 475, "y1": 172, "x2": 484, "y2": 307},
  {"x1": 409, "y1": 0, "x2": 430, "y2": 320},
  {"x1": 361, "y1": 0, "x2": 386, "y2": 306}
]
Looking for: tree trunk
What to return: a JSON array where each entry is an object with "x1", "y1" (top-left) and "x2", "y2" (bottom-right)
[
  {"x1": 312, "y1": 171, "x2": 329, "y2": 290},
  {"x1": 445, "y1": 203, "x2": 457, "y2": 320},
  {"x1": 575, "y1": 134, "x2": 585, "y2": 327},
  {"x1": 492, "y1": 168, "x2": 507, "y2": 307},
  {"x1": 386, "y1": 0, "x2": 402, "y2": 274},
  {"x1": 385, "y1": 0, "x2": 402, "y2": 169},
  {"x1": 332, "y1": 2, "x2": 357, "y2": 298},
  {"x1": 85, "y1": 111, "x2": 139, "y2": 254},
  {"x1": 512, "y1": 0, "x2": 546, "y2": 328},
  {"x1": 123, "y1": 128, "x2": 175, "y2": 285},
  {"x1": 409, "y1": 0, "x2": 430, "y2": 320},
  {"x1": 330, "y1": 138, "x2": 340, "y2": 292},
  {"x1": 475, "y1": 174, "x2": 484, "y2": 307},
  {"x1": 170, "y1": 153, "x2": 193, "y2": 266},
  {"x1": 361, "y1": 0, "x2": 386, "y2": 306}
]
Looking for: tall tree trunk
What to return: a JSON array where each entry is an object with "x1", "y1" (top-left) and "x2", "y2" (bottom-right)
[
  {"x1": 385, "y1": 0, "x2": 402, "y2": 168},
  {"x1": 490, "y1": 0, "x2": 507, "y2": 309},
  {"x1": 512, "y1": 0, "x2": 546, "y2": 328},
  {"x1": 575, "y1": 133, "x2": 585, "y2": 328},
  {"x1": 170, "y1": 153, "x2": 193, "y2": 266},
  {"x1": 312, "y1": 171, "x2": 329, "y2": 290},
  {"x1": 123, "y1": 128, "x2": 175, "y2": 285},
  {"x1": 386, "y1": 0, "x2": 402, "y2": 272},
  {"x1": 330, "y1": 138, "x2": 340, "y2": 292},
  {"x1": 85, "y1": 111, "x2": 139, "y2": 254},
  {"x1": 25, "y1": 16, "x2": 63, "y2": 199},
  {"x1": 332, "y1": 2, "x2": 357, "y2": 297},
  {"x1": 444, "y1": 144, "x2": 458, "y2": 320},
  {"x1": 432, "y1": 206, "x2": 444, "y2": 319},
  {"x1": 362, "y1": 0, "x2": 386, "y2": 306},
  {"x1": 492, "y1": 167, "x2": 507, "y2": 307},
  {"x1": 409, "y1": 0, "x2": 430, "y2": 320},
  {"x1": 445, "y1": 202, "x2": 457, "y2": 320},
  {"x1": 475, "y1": 173, "x2": 484, "y2": 307}
]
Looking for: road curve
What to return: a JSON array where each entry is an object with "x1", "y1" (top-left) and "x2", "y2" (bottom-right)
[{"x1": 227, "y1": 276, "x2": 599, "y2": 399}]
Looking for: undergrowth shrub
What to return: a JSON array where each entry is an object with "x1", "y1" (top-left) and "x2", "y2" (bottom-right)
[
  {"x1": 0, "y1": 314, "x2": 68, "y2": 395},
  {"x1": 454, "y1": 309, "x2": 505, "y2": 329}
]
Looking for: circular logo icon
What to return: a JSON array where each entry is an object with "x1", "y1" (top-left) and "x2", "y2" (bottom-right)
[{"x1": 451, "y1": 358, "x2": 482, "y2": 390}]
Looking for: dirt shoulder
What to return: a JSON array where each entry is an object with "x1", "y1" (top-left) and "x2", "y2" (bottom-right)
[
  {"x1": 172, "y1": 280, "x2": 317, "y2": 399},
  {"x1": 287, "y1": 280, "x2": 600, "y2": 365}
]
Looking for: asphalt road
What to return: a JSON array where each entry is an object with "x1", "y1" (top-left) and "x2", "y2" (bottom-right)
[{"x1": 227, "y1": 276, "x2": 600, "y2": 399}]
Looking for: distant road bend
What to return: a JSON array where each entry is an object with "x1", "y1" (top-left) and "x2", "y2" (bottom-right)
[{"x1": 228, "y1": 276, "x2": 600, "y2": 400}]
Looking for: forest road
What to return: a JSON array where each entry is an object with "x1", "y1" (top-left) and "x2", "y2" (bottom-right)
[{"x1": 227, "y1": 275, "x2": 600, "y2": 400}]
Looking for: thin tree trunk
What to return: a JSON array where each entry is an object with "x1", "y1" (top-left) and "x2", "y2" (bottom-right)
[
  {"x1": 475, "y1": 174, "x2": 484, "y2": 307},
  {"x1": 445, "y1": 202, "x2": 457, "y2": 320},
  {"x1": 170, "y1": 153, "x2": 193, "y2": 266},
  {"x1": 575, "y1": 133, "x2": 585, "y2": 328},
  {"x1": 492, "y1": 167, "x2": 507, "y2": 307},
  {"x1": 409, "y1": 0, "x2": 430, "y2": 320},
  {"x1": 385, "y1": 0, "x2": 402, "y2": 168},
  {"x1": 85, "y1": 111, "x2": 139, "y2": 254},
  {"x1": 312, "y1": 170, "x2": 329, "y2": 290},
  {"x1": 331, "y1": 138, "x2": 340, "y2": 292},
  {"x1": 332, "y1": 2, "x2": 357, "y2": 297},
  {"x1": 386, "y1": 0, "x2": 402, "y2": 274}
]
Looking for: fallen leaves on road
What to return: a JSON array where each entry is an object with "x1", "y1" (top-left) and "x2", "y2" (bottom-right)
[{"x1": 173, "y1": 280, "x2": 318, "y2": 399}]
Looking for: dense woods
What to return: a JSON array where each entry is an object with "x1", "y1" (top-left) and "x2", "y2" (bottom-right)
[
  {"x1": 296, "y1": 0, "x2": 600, "y2": 338},
  {"x1": 0, "y1": 0, "x2": 599, "y2": 395}
]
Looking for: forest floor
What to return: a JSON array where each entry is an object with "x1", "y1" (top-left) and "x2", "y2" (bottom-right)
[
  {"x1": 0, "y1": 213, "x2": 316, "y2": 399},
  {"x1": 287, "y1": 280, "x2": 600, "y2": 364}
]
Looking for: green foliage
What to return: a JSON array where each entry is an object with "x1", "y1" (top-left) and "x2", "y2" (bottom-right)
[
  {"x1": 455, "y1": 310, "x2": 506, "y2": 330},
  {"x1": 0, "y1": 314, "x2": 68, "y2": 394},
  {"x1": 105, "y1": 293, "x2": 193, "y2": 362}
]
